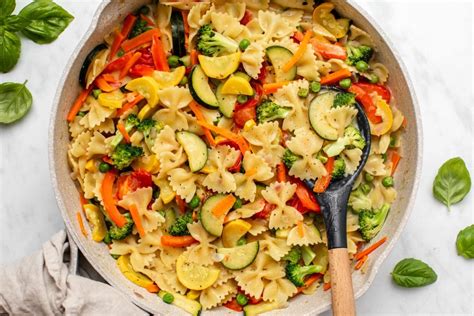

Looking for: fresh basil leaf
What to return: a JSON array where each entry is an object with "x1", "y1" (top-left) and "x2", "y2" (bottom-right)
[
  {"x1": 0, "y1": 0, "x2": 15, "y2": 19},
  {"x1": 0, "y1": 81, "x2": 33, "y2": 124},
  {"x1": 391, "y1": 258, "x2": 437, "y2": 288},
  {"x1": 19, "y1": 0, "x2": 74, "y2": 44},
  {"x1": 0, "y1": 28, "x2": 21, "y2": 73},
  {"x1": 456, "y1": 224, "x2": 474, "y2": 259},
  {"x1": 433, "y1": 157, "x2": 471, "y2": 210},
  {"x1": 2, "y1": 15, "x2": 29, "y2": 32}
]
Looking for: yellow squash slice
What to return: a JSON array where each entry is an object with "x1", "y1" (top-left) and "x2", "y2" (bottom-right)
[
  {"x1": 221, "y1": 76, "x2": 254, "y2": 96},
  {"x1": 152, "y1": 66, "x2": 186, "y2": 88},
  {"x1": 125, "y1": 77, "x2": 160, "y2": 107},
  {"x1": 176, "y1": 254, "x2": 220, "y2": 290},
  {"x1": 198, "y1": 52, "x2": 241, "y2": 79},
  {"x1": 222, "y1": 219, "x2": 252, "y2": 247},
  {"x1": 116, "y1": 255, "x2": 154, "y2": 288}
]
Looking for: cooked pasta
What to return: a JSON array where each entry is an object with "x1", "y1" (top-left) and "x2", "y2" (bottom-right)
[{"x1": 67, "y1": 1, "x2": 404, "y2": 314}]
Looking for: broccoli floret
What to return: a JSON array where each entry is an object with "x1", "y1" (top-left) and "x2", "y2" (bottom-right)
[
  {"x1": 138, "y1": 119, "x2": 164, "y2": 149},
  {"x1": 256, "y1": 100, "x2": 291, "y2": 123},
  {"x1": 332, "y1": 157, "x2": 346, "y2": 180},
  {"x1": 196, "y1": 24, "x2": 239, "y2": 56},
  {"x1": 359, "y1": 204, "x2": 390, "y2": 241},
  {"x1": 283, "y1": 247, "x2": 302, "y2": 264},
  {"x1": 348, "y1": 186, "x2": 372, "y2": 213},
  {"x1": 111, "y1": 143, "x2": 144, "y2": 170},
  {"x1": 333, "y1": 92, "x2": 356, "y2": 107},
  {"x1": 285, "y1": 262, "x2": 323, "y2": 286},
  {"x1": 129, "y1": 18, "x2": 149, "y2": 38},
  {"x1": 109, "y1": 213, "x2": 134, "y2": 240},
  {"x1": 323, "y1": 126, "x2": 366, "y2": 157},
  {"x1": 346, "y1": 45, "x2": 374, "y2": 66},
  {"x1": 282, "y1": 149, "x2": 301, "y2": 170},
  {"x1": 168, "y1": 212, "x2": 193, "y2": 236},
  {"x1": 110, "y1": 114, "x2": 141, "y2": 148}
]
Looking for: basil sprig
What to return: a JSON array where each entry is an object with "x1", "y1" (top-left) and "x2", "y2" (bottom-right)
[
  {"x1": 433, "y1": 157, "x2": 471, "y2": 210},
  {"x1": 456, "y1": 225, "x2": 474, "y2": 259},
  {"x1": 391, "y1": 258, "x2": 437, "y2": 288},
  {"x1": 0, "y1": 81, "x2": 33, "y2": 124}
]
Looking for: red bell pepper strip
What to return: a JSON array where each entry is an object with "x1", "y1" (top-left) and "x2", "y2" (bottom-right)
[
  {"x1": 128, "y1": 64, "x2": 155, "y2": 78},
  {"x1": 240, "y1": 9, "x2": 253, "y2": 25},
  {"x1": 311, "y1": 39, "x2": 347, "y2": 60},
  {"x1": 190, "y1": 49, "x2": 199, "y2": 66},
  {"x1": 216, "y1": 139, "x2": 242, "y2": 172},
  {"x1": 121, "y1": 28, "x2": 161, "y2": 52},
  {"x1": 248, "y1": 295, "x2": 262, "y2": 305},
  {"x1": 276, "y1": 163, "x2": 287, "y2": 182},
  {"x1": 257, "y1": 61, "x2": 268, "y2": 83},
  {"x1": 104, "y1": 53, "x2": 132, "y2": 73},
  {"x1": 353, "y1": 82, "x2": 391, "y2": 103},
  {"x1": 313, "y1": 157, "x2": 335, "y2": 193},
  {"x1": 119, "y1": 52, "x2": 142, "y2": 79},
  {"x1": 136, "y1": 47, "x2": 155, "y2": 66},
  {"x1": 320, "y1": 69, "x2": 352, "y2": 85},
  {"x1": 233, "y1": 105, "x2": 256, "y2": 127},
  {"x1": 175, "y1": 195, "x2": 187, "y2": 214},
  {"x1": 389, "y1": 150, "x2": 401, "y2": 175},
  {"x1": 67, "y1": 86, "x2": 92, "y2": 122},
  {"x1": 101, "y1": 171, "x2": 127, "y2": 228},
  {"x1": 348, "y1": 84, "x2": 382, "y2": 124},
  {"x1": 116, "y1": 170, "x2": 153, "y2": 200},
  {"x1": 223, "y1": 298, "x2": 243, "y2": 312},
  {"x1": 293, "y1": 31, "x2": 305, "y2": 43},
  {"x1": 109, "y1": 14, "x2": 137, "y2": 60},
  {"x1": 151, "y1": 34, "x2": 170, "y2": 71},
  {"x1": 294, "y1": 179, "x2": 320, "y2": 212},
  {"x1": 254, "y1": 202, "x2": 275, "y2": 219}
]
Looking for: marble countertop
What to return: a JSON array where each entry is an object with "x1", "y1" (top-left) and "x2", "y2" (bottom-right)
[{"x1": 0, "y1": 0, "x2": 472, "y2": 314}]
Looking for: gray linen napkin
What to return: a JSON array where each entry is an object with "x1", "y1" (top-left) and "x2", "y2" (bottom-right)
[{"x1": 0, "y1": 230, "x2": 146, "y2": 316}]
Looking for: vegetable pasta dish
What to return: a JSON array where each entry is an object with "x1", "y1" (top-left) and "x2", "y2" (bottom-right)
[{"x1": 66, "y1": 0, "x2": 406, "y2": 314}]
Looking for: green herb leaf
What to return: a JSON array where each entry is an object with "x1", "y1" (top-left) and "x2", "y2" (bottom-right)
[
  {"x1": 2, "y1": 15, "x2": 29, "y2": 32},
  {"x1": 0, "y1": 81, "x2": 33, "y2": 124},
  {"x1": 433, "y1": 157, "x2": 471, "y2": 210},
  {"x1": 0, "y1": 0, "x2": 15, "y2": 19},
  {"x1": 0, "y1": 28, "x2": 21, "y2": 73},
  {"x1": 456, "y1": 224, "x2": 474, "y2": 259},
  {"x1": 19, "y1": 0, "x2": 74, "y2": 44},
  {"x1": 391, "y1": 258, "x2": 437, "y2": 288}
]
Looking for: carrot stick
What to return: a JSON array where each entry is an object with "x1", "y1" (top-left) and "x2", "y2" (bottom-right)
[
  {"x1": 101, "y1": 171, "x2": 127, "y2": 228},
  {"x1": 320, "y1": 68, "x2": 352, "y2": 85},
  {"x1": 323, "y1": 282, "x2": 331, "y2": 291},
  {"x1": 282, "y1": 30, "x2": 312, "y2": 72},
  {"x1": 313, "y1": 157, "x2": 335, "y2": 193},
  {"x1": 95, "y1": 76, "x2": 116, "y2": 92},
  {"x1": 161, "y1": 235, "x2": 197, "y2": 247},
  {"x1": 117, "y1": 95, "x2": 145, "y2": 116},
  {"x1": 196, "y1": 120, "x2": 250, "y2": 153},
  {"x1": 145, "y1": 283, "x2": 160, "y2": 293},
  {"x1": 109, "y1": 30, "x2": 125, "y2": 61},
  {"x1": 129, "y1": 204, "x2": 145, "y2": 237},
  {"x1": 121, "y1": 28, "x2": 161, "y2": 52},
  {"x1": 190, "y1": 50, "x2": 199, "y2": 66},
  {"x1": 67, "y1": 86, "x2": 92, "y2": 122},
  {"x1": 120, "y1": 52, "x2": 142, "y2": 79},
  {"x1": 77, "y1": 212, "x2": 88, "y2": 237},
  {"x1": 390, "y1": 151, "x2": 401, "y2": 175},
  {"x1": 263, "y1": 81, "x2": 290, "y2": 95},
  {"x1": 211, "y1": 195, "x2": 236, "y2": 217},
  {"x1": 297, "y1": 221, "x2": 305, "y2": 238},
  {"x1": 276, "y1": 163, "x2": 287, "y2": 182},
  {"x1": 354, "y1": 236, "x2": 388, "y2": 261},
  {"x1": 117, "y1": 122, "x2": 131, "y2": 143},
  {"x1": 188, "y1": 101, "x2": 216, "y2": 146},
  {"x1": 151, "y1": 35, "x2": 170, "y2": 72},
  {"x1": 109, "y1": 14, "x2": 137, "y2": 60},
  {"x1": 296, "y1": 273, "x2": 322, "y2": 294},
  {"x1": 140, "y1": 14, "x2": 155, "y2": 27},
  {"x1": 355, "y1": 255, "x2": 368, "y2": 270}
]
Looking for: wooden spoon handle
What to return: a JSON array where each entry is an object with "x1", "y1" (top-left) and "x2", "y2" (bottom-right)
[{"x1": 328, "y1": 248, "x2": 356, "y2": 316}]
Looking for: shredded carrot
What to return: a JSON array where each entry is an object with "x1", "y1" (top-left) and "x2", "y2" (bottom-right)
[
  {"x1": 121, "y1": 28, "x2": 161, "y2": 52},
  {"x1": 190, "y1": 49, "x2": 199, "y2": 66},
  {"x1": 188, "y1": 101, "x2": 216, "y2": 146},
  {"x1": 145, "y1": 283, "x2": 160, "y2": 293},
  {"x1": 152, "y1": 35, "x2": 170, "y2": 72},
  {"x1": 77, "y1": 212, "x2": 88, "y2": 237},
  {"x1": 67, "y1": 86, "x2": 92, "y2": 122},
  {"x1": 355, "y1": 255, "x2": 368, "y2": 270},
  {"x1": 120, "y1": 52, "x2": 142, "y2": 79},
  {"x1": 282, "y1": 30, "x2": 312, "y2": 72},
  {"x1": 129, "y1": 204, "x2": 145, "y2": 237},
  {"x1": 390, "y1": 151, "x2": 401, "y2": 175},
  {"x1": 354, "y1": 236, "x2": 388, "y2": 261},
  {"x1": 297, "y1": 221, "x2": 305, "y2": 238},
  {"x1": 276, "y1": 163, "x2": 287, "y2": 182},
  {"x1": 117, "y1": 122, "x2": 131, "y2": 143},
  {"x1": 96, "y1": 76, "x2": 116, "y2": 92},
  {"x1": 101, "y1": 171, "x2": 127, "y2": 228},
  {"x1": 211, "y1": 195, "x2": 236, "y2": 217},
  {"x1": 140, "y1": 14, "x2": 155, "y2": 26},
  {"x1": 263, "y1": 81, "x2": 290, "y2": 95},
  {"x1": 323, "y1": 282, "x2": 331, "y2": 291},
  {"x1": 296, "y1": 274, "x2": 322, "y2": 294},
  {"x1": 161, "y1": 235, "x2": 197, "y2": 247},
  {"x1": 196, "y1": 120, "x2": 250, "y2": 153},
  {"x1": 320, "y1": 68, "x2": 352, "y2": 85},
  {"x1": 313, "y1": 157, "x2": 335, "y2": 193},
  {"x1": 117, "y1": 95, "x2": 145, "y2": 116}
]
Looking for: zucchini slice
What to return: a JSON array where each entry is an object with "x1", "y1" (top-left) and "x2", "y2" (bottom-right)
[
  {"x1": 308, "y1": 89, "x2": 340, "y2": 140},
  {"x1": 158, "y1": 290, "x2": 202, "y2": 316},
  {"x1": 171, "y1": 11, "x2": 186, "y2": 57},
  {"x1": 176, "y1": 131, "x2": 208, "y2": 172},
  {"x1": 200, "y1": 194, "x2": 233, "y2": 236},
  {"x1": 216, "y1": 83, "x2": 236, "y2": 118},
  {"x1": 189, "y1": 65, "x2": 219, "y2": 109},
  {"x1": 79, "y1": 43, "x2": 108, "y2": 88},
  {"x1": 217, "y1": 241, "x2": 259, "y2": 270},
  {"x1": 266, "y1": 46, "x2": 297, "y2": 82}
]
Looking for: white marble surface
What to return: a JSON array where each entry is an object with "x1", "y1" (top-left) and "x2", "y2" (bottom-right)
[{"x1": 0, "y1": 0, "x2": 473, "y2": 314}]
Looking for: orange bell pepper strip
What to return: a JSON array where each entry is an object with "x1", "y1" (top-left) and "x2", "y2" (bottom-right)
[
  {"x1": 293, "y1": 31, "x2": 305, "y2": 42},
  {"x1": 151, "y1": 34, "x2": 170, "y2": 72},
  {"x1": 311, "y1": 38, "x2": 347, "y2": 60},
  {"x1": 101, "y1": 171, "x2": 127, "y2": 228},
  {"x1": 263, "y1": 81, "x2": 290, "y2": 95},
  {"x1": 119, "y1": 52, "x2": 142, "y2": 79},
  {"x1": 67, "y1": 86, "x2": 93, "y2": 122},
  {"x1": 129, "y1": 204, "x2": 145, "y2": 237},
  {"x1": 117, "y1": 95, "x2": 145, "y2": 116},
  {"x1": 282, "y1": 30, "x2": 312, "y2": 72},
  {"x1": 161, "y1": 235, "x2": 197, "y2": 247},
  {"x1": 76, "y1": 211, "x2": 88, "y2": 237},
  {"x1": 390, "y1": 150, "x2": 401, "y2": 175},
  {"x1": 121, "y1": 28, "x2": 161, "y2": 52},
  {"x1": 211, "y1": 194, "x2": 236, "y2": 217},
  {"x1": 190, "y1": 49, "x2": 199, "y2": 66},
  {"x1": 348, "y1": 84, "x2": 382, "y2": 124},
  {"x1": 276, "y1": 163, "x2": 287, "y2": 182},
  {"x1": 354, "y1": 236, "x2": 388, "y2": 261},
  {"x1": 313, "y1": 157, "x2": 335, "y2": 193},
  {"x1": 320, "y1": 68, "x2": 352, "y2": 85},
  {"x1": 117, "y1": 121, "x2": 131, "y2": 143},
  {"x1": 294, "y1": 180, "x2": 320, "y2": 212}
]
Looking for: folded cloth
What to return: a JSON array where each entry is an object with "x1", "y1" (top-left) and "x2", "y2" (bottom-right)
[{"x1": 0, "y1": 230, "x2": 147, "y2": 316}]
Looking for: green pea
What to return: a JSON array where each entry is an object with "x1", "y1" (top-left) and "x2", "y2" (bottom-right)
[
  {"x1": 99, "y1": 162, "x2": 111, "y2": 173},
  {"x1": 77, "y1": 111, "x2": 87, "y2": 117},
  {"x1": 381, "y1": 153, "x2": 387, "y2": 162},
  {"x1": 179, "y1": 76, "x2": 188, "y2": 85},
  {"x1": 188, "y1": 195, "x2": 200, "y2": 209},
  {"x1": 360, "y1": 183, "x2": 371, "y2": 195},
  {"x1": 389, "y1": 136, "x2": 396, "y2": 147},
  {"x1": 239, "y1": 39, "x2": 250, "y2": 51},
  {"x1": 355, "y1": 60, "x2": 369, "y2": 72},
  {"x1": 339, "y1": 78, "x2": 352, "y2": 89},
  {"x1": 364, "y1": 173, "x2": 374, "y2": 182},
  {"x1": 298, "y1": 88, "x2": 309, "y2": 98},
  {"x1": 236, "y1": 237, "x2": 247, "y2": 246},
  {"x1": 117, "y1": 49, "x2": 124, "y2": 57},
  {"x1": 237, "y1": 95, "x2": 248, "y2": 104},
  {"x1": 236, "y1": 293, "x2": 249, "y2": 306},
  {"x1": 233, "y1": 197, "x2": 243, "y2": 209},
  {"x1": 92, "y1": 89, "x2": 102, "y2": 99},
  {"x1": 162, "y1": 292, "x2": 174, "y2": 304},
  {"x1": 167, "y1": 55, "x2": 180, "y2": 68},
  {"x1": 310, "y1": 81, "x2": 321, "y2": 93},
  {"x1": 369, "y1": 74, "x2": 379, "y2": 84},
  {"x1": 111, "y1": 254, "x2": 120, "y2": 260},
  {"x1": 382, "y1": 176, "x2": 394, "y2": 187}
]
